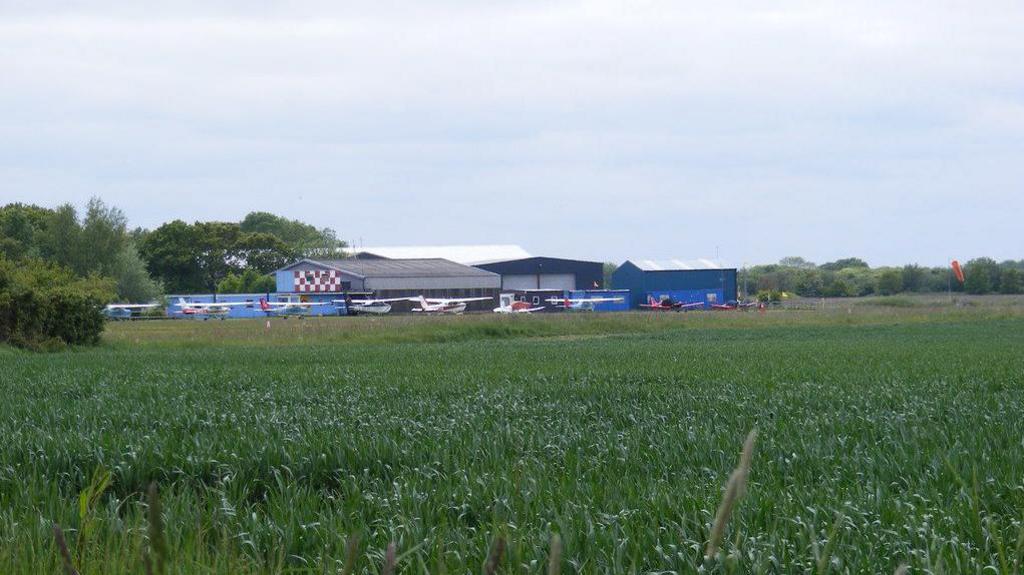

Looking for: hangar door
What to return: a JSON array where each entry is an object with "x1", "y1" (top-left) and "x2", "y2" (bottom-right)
[{"x1": 502, "y1": 274, "x2": 575, "y2": 290}]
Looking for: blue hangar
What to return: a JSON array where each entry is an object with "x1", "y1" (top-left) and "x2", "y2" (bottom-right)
[{"x1": 612, "y1": 259, "x2": 738, "y2": 309}]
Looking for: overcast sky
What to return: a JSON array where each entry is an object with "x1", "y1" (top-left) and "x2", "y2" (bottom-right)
[{"x1": 2, "y1": 1, "x2": 1022, "y2": 266}]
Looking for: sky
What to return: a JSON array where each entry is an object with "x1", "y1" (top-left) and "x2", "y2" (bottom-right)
[{"x1": 2, "y1": 1, "x2": 1022, "y2": 266}]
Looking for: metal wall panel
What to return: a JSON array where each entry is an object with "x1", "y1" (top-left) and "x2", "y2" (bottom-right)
[
  {"x1": 538, "y1": 274, "x2": 575, "y2": 290},
  {"x1": 364, "y1": 275, "x2": 500, "y2": 290},
  {"x1": 502, "y1": 274, "x2": 540, "y2": 290}
]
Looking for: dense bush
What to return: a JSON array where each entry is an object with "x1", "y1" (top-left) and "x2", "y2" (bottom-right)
[
  {"x1": 217, "y1": 268, "x2": 276, "y2": 294},
  {"x1": 0, "y1": 256, "x2": 114, "y2": 349}
]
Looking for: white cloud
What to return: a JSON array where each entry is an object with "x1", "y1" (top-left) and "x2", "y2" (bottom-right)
[{"x1": 1, "y1": 1, "x2": 1022, "y2": 264}]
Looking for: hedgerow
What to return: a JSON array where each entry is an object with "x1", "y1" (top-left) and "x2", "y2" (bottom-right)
[{"x1": 0, "y1": 256, "x2": 114, "y2": 349}]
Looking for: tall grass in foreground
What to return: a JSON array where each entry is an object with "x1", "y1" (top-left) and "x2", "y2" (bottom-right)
[
  {"x1": 2, "y1": 311, "x2": 1024, "y2": 572},
  {"x1": 46, "y1": 429, "x2": 926, "y2": 573}
]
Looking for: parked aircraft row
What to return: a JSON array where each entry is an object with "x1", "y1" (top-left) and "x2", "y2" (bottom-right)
[{"x1": 104, "y1": 293, "x2": 744, "y2": 319}]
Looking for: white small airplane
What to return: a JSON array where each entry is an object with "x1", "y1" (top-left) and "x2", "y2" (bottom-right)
[
  {"x1": 174, "y1": 298, "x2": 249, "y2": 318},
  {"x1": 493, "y1": 293, "x2": 545, "y2": 314},
  {"x1": 545, "y1": 295, "x2": 625, "y2": 311},
  {"x1": 331, "y1": 297, "x2": 409, "y2": 316},
  {"x1": 259, "y1": 297, "x2": 331, "y2": 317},
  {"x1": 103, "y1": 303, "x2": 159, "y2": 320},
  {"x1": 409, "y1": 295, "x2": 492, "y2": 315}
]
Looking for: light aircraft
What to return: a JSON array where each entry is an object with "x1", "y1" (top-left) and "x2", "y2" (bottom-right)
[
  {"x1": 493, "y1": 293, "x2": 545, "y2": 314},
  {"x1": 103, "y1": 303, "x2": 159, "y2": 320},
  {"x1": 639, "y1": 295, "x2": 704, "y2": 311},
  {"x1": 331, "y1": 297, "x2": 409, "y2": 316},
  {"x1": 409, "y1": 295, "x2": 492, "y2": 315},
  {"x1": 174, "y1": 298, "x2": 248, "y2": 318},
  {"x1": 259, "y1": 297, "x2": 331, "y2": 317},
  {"x1": 545, "y1": 295, "x2": 624, "y2": 311},
  {"x1": 712, "y1": 301, "x2": 758, "y2": 311}
]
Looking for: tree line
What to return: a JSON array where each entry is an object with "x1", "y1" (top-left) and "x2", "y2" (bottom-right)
[
  {"x1": 745, "y1": 256, "x2": 1023, "y2": 299},
  {"x1": 0, "y1": 199, "x2": 346, "y2": 301}
]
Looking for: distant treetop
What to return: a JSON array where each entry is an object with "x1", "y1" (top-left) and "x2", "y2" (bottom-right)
[
  {"x1": 239, "y1": 212, "x2": 345, "y2": 258},
  {"x1": 819, "y1": 258, "x2": 870, "y2": 271}
]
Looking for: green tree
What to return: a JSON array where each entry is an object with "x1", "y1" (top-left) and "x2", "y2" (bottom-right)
[
  {"x1": 779, "y1": 256, "x2": 816, "y2": 269},
  {"x1": 41, "y1": 204, "x2": 83, "y2": 273},
  {"x1": 217, "y1": 272, "x2": 244, "y2": 294},
  {"x1": 603, "y1": 262, "x2": 617, "y2": 289},
  {"x1": 139, "y1": 220, "x2": 205, "y2": 293},
  {"x1": 837, "y1": 267, "x2": 877, "y2": 296},
  {"x1": 820, "y1": 258, "x2": 869, "y2": 271},
  {"x1": 240, "y1": 212, "x2": 344, "y2": 258},
  {"x1": 193, "y1": 222, "x2": 244, "y2": 289},
  {"x1": 79, "y1": 197, "x2": 129, "y2": 276},
  {"x1": 0, "y1": 255, "x2": 115, "y2": 349},
  {"x1": 823, "y1": 277, "x2": 855, "y2": 297},
  {"x1": 234, "y1": 232, "x2": 298, "y2": 275},
  {"x1": 793, "y1": 269, "x2": 824, "y2": 296},
  {"x1": 0, "y1": 203, "x2": 52, "y2": 260},
  {"x1": 217, "y1": 269, "x2": 276, "y2": 294},
  {"x1": 110, "y1": 244, "x2": 162, "y2": 302},
  {"x1": 900, "y1": 264, "x2": 925, "y2": 292},
  {"x1": 964, "y1": 258, "x2": 999, "y2": 294},
  {"x1": 250, "y1": 274, "x2": 276, "y2": 293},
  {"x1": 142, "y1": 221, "x2": 296, "y2": 293},
  {"x1": 876, "y1": 269, "x2": 902, "y2": 295},
  {"x1": 999, "y1": 268, "x2": 1022, "y2": 294}
]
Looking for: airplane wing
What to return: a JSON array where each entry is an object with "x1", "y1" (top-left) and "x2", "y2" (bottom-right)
[
  {"x1": 561, "y1": 297, "x2": 623, "y2": 304},
  {"x1": 106, "y1": 303, "x2": 159, "y2": 309},
  {"x1": 420, "y1": 297, "x2": 492, "y2": 304},
  {"x1": 678, "y1": 301, "x2": 704, "y2": 310},
  {"x1": 177, "y1": 301, "x2": 249, "y2": 308},
  {"x1": 264, "y1": 300, "x2": 330, "y2": 308},
  {"x1": 341, "y1": 297, "x2": 409, "y2": 305}
]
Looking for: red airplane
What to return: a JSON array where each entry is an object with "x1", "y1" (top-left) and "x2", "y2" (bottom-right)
[{"x1": 639, "y1": 295, "x2": 704, "y2": 311}]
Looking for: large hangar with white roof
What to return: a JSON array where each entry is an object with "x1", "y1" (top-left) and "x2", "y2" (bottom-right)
[{"x1": 612, "y1": 259, "x2": 738, "y2": 309}]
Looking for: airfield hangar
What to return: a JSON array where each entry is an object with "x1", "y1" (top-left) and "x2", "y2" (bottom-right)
[
  {"x1": 612, "y1": 259, "x2": 738, "y2": 309},
  {"x1": 274, "y1": 257, "x2": 501, "y2": 312},
  {"x1": 357, "y1": 245, "x2": 603, "y2": 291}
]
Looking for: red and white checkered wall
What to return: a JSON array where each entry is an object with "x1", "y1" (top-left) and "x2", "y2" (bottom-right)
[{"x1": 293, "y1": 270, "x2": 342, "y2": 292}]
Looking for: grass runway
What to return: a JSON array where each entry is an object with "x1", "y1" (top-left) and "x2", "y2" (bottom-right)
[{"x1": 2, "y1": 306, "x2": 1023, "y2": 573}]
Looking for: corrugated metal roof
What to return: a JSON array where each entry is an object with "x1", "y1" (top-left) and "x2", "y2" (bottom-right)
[
  {"x1": 355, "y1": 245, "x2": 531, "y2": 265},
  {"x1": 628, "y1": 259, "x2": 732, "y2": 271},
  {"x1": 312, "y1": 258, "x2": 498, "y2": 278}
]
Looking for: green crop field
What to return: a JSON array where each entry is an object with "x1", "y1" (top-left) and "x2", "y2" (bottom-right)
[{"x1": 2, "y1": 307, "x2": 1024, "y2": 573}]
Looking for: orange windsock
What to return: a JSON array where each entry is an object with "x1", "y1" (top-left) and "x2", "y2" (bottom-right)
[{"x1": 951, "y1": 260, "x2": 965, "y2": 284}]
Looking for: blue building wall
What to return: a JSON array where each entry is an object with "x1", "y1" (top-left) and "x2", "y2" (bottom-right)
[
  {"x1": 611, "y1": 262, "x2": 738, "y2": 309},
  {"x1": 166, "y1": 293, "x2": 345, "y2": 319},
  {"x1": 276, "y1": 272, "x2": 293, "y2": 294}
]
